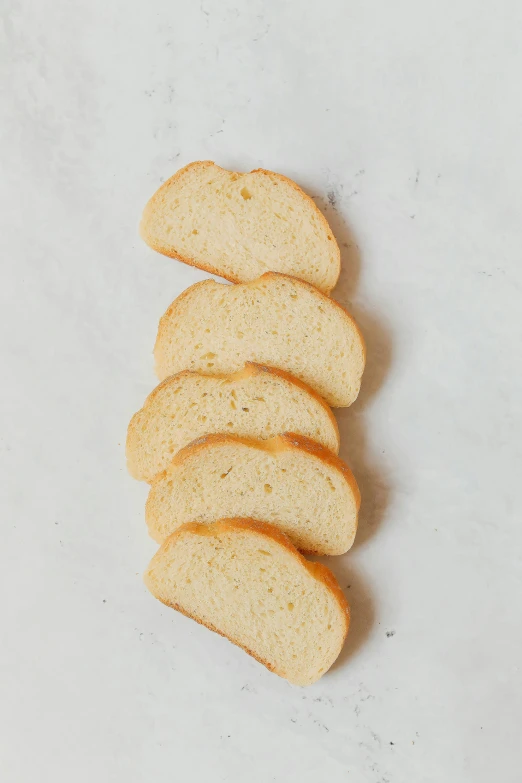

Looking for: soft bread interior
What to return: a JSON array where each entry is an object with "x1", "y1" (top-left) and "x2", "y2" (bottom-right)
[
  {"x1": 144, "y1": 519, "x2": 349, "y2": 686},
  {"x1": 126, "y1": 364, "x2": 339, "y2": 482},
  {"x1": 140, "y1": 161, "x2": 340, "y2": 294},
  {"x1": 146, "y1": 434, "x2": 360, "y2": 555},
  {"x1": 154, "y1": 273, "x2": 365, "y2": 407}
]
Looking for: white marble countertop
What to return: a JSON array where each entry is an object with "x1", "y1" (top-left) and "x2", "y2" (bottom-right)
[{"x1": 2, "y1": 2, "x2": 521, "y2": 781}]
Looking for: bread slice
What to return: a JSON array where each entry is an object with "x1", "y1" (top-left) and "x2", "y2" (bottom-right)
[
  {"x1": 140, "y1": 161, "x2": 340, "y2": 295},
  {"x1": 144, "y1": 518, "x2": 349, "y2": 686},
  {"x1": 154, "y1": 272, "x2": 365, "y2": 407},
  {"x1": 146, "y1": 433, "x2": 360, "y2": 555},
  {"x1": 126, "y1": 363, "x2": 339, "y2": 482}
]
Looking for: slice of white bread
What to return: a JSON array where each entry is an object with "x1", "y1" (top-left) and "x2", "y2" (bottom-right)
[
  {"x1": 154, "y1": 272, "x2": 365, "y2": 407},
  {"x1": 126, "y1": 363, "x2": 339, "y2": 482},
  {"x1": 146, "y1": 433, "x2": 360, "y2": 555},
  {"x1": 140, "y1": 161, "x2": 340, "y2": 295},
  {"x1": 144, "y1": 518, "x2": 349, "y2": 686}
]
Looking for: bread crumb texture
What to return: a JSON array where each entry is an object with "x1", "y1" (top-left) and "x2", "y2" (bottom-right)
[
  {"x1": 126, "y1": 363, "x2": 339, "y2": 482},
  {"x1": 154, "y1": 272, "x2": 365, "y2": 407},
  {"x1": 140, "y1": 161, "x2": 340, "y2": 294},
  {"x1": 144, "y1": 518, "x2": 349, "y2": 686},
  {"x1": 146, "y1": 433, "x2": 360, "y2": 555}
]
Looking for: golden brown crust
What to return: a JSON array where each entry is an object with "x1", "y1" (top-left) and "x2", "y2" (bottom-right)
[
  {"x1": 145, "y1": 517, "x2": 350, "y2": 684},
  {"x1": 140, "y1": 161, "x2": 340, "y2": 294}
]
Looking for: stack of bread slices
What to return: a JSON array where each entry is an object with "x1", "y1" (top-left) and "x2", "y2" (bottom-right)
[{"x1": 127, "y1": 162, "x2": 366, "y2": 686}]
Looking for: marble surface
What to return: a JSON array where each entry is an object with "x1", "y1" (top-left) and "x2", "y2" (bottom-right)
[{"x1": 1, "y1": 1, "x2": 521, "y2": 781}]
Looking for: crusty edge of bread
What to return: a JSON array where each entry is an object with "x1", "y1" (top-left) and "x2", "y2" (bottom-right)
[
  {"x1": 153, "y1": 272, "x2": 366, "y2": 401},
  {"x1": 139, "y1": 161, "x2": 341, "y2": 294},
  {"x1": 144, "y1": 517, "x2": 350, "y2": 685}
]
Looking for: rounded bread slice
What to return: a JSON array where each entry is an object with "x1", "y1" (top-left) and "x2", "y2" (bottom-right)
[
  {"x1": 140, "y1": 161, "x2": 340, "y2": 295},
  {"x1": 126, "y1": 363, "x2": 339, "y2": 482},
  {"x1": 146, "y1": 433, "x2": 360, "y2": 555},
  {"x1": 154, "y1": 272, "x2": 365, "y2": 407},
  {"x1": 144, "y1": 518, "x2": 350, "y2": 686}
]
